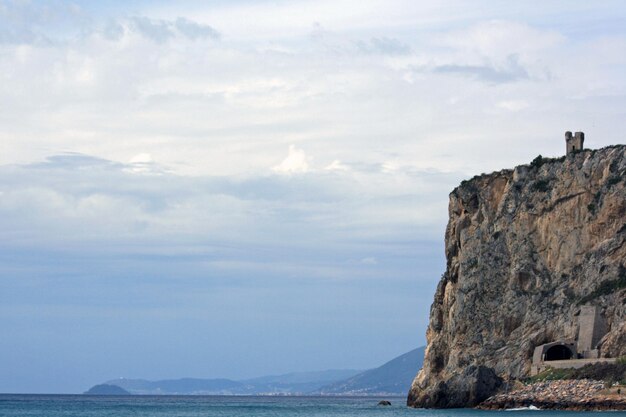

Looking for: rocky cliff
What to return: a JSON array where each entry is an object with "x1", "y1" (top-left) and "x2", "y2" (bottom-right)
[{"x1": 408, "y1": 145, "x2": 626, "y2": 408}]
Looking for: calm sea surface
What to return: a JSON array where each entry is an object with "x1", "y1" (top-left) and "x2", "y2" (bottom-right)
[{"x1": 0, "y1": 395, "x2": 622, "y2": 417}]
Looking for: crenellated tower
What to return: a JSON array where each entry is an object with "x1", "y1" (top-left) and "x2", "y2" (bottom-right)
[{"x1": 565, "y1": 131, "x2": 584, "y2": 155}]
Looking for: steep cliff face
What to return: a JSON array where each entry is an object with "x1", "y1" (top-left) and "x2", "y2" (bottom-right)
[{"x1": 408, "y1": 145, "x2": 626, "y2": 408}]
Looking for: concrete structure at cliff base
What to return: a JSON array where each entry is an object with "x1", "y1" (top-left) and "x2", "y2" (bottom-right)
[{"x1": 531, "y1": 305, "x2": 616, "y2": 375}]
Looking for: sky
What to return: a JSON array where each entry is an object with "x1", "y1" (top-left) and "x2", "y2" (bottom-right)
[{"x1": 1, "y1": 0, "x2": 625, "y2": 394}]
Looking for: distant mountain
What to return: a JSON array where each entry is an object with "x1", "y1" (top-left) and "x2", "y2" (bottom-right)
[
  {"x1": 316, "y1": 347, "x2": 425, "y2": 395},
  {"x1": 97, "y1": 369, "x2": 362, "y2": 395},
  {"x1": 242, "y1": 369, "x2": 362, "y2": 394},
  {"x1": 84, "y1": 384, "x2": 131, "y2": 395},
  {"x1": 87, "y1": 348, "x2": 425, "y2": 396},
  {"x1": 102, "y1": 377, "x2": 248, "y2": 395}
]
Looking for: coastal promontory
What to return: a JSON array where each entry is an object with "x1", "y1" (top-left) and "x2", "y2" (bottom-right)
[
  {"x1": 84, "y1": 384, "x2": 131, "y2": 396},
  {"x1": 408, "y1": 143, "x2": 626, "y2": 408}
]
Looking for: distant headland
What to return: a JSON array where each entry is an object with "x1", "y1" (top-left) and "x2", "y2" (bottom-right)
[{"x1": 84, "y1": 384, "x2": 131, "y2": 396}]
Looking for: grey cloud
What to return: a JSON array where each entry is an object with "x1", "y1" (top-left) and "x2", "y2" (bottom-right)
[
  {"x1": 0, "y1": 26, "x2": 46, "y2": 45},
  {"x1": 175, "y1": 17, "x2": 220, "y2": 40},
  {"x1": 0, "y1": 2, "x2": 220, "y2": 45},
  {"x1": 310, "y1": 26, "x2": 410, "y2": 56},
  {"x1": 431, "y1": 54, "x2": 529, "y2": 84},
  {"x1": 30, "y1": 153, "x2": 123, "y2": 170},
  {"x1": 355, "y1": 37, "x2": 411, "y2": 55},
  {"x1": 309, "y1": 22, "x2": 325, "y2": 41},
  {"x1": 130, "y1": 16, "x2": 220, "y2": 43},
  {"x1": 0, "y1": 153, "x2": 453, "y2": 247},
  {"x1": 101, "y1": 18, "x2": 125, "y2": 41},
  {"x1": 131, "y1": 16, "x2": 175, "y2": 43},
  {"x1": 3, "y1": 154, "x2": 186, "y2": 216},
  {"x1": 0, "y1": 0, "x2": 91, "y2": 45}
]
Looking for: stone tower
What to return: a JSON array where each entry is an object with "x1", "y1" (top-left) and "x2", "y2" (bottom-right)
[
  {"x1": 577, "y1": 305, "x2": 606, "y2": 356},
  {"x1": 565, "y1": 131, "x2": 584, "y2": 155}
]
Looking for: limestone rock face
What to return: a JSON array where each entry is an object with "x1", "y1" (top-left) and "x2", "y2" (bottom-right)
[{"x1": 407, "y1": 146, "x2": 626, "y2": 408}]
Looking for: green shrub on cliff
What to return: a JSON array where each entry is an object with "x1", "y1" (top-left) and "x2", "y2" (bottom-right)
[
  {"x1": 532, "y1": 179, "x2": 551, "y2": 192},
  {"x1": 529, "y1": 154, "x2": 566, "y2": 169},
  {"x1": 607, "y1": 175, "x2": 622, "y2": 187},
  {"x1": 530, "y1": 155, "x2": 544, "y2": 168}
]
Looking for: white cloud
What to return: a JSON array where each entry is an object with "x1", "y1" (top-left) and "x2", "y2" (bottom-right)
[
  {"x1": 497, "y1": 100, "x2": 529, "y2": 112},
  {"x1": 0, "y1": 152, "x2": 456, "y2": 253},
  {"x1": 1, "y1": 2, "x2": 624, "y2": 178},
  {"x1": 127, "y1": 153, "x2": 160, "y2": 173},
  {"x1": 129, "y1": 153, "x2": 153, "y2": 164},
  {"x1": 0, "y1": 2, "x2": 624, "y2": 221},
  {"x1": 324, "y1": 160, "x2": 349, "y2": 172},
  {"x1": 272, "y1": 145, "x2": 310, "y2": 174},
  {"x1": 437, "y1": 20, "x2": 564, "y2": 60}
]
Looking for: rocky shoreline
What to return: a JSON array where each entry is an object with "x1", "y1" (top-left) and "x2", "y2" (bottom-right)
[{"x1": 477, "y1": 380, "x2": 626, "y2": 411}]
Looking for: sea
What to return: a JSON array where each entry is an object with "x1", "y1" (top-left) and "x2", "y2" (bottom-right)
[{"x1": 0, "y1": 395, "x2": 622, "y2": 417}]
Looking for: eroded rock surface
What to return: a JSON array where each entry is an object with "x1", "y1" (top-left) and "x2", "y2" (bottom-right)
[{"x1": 408, "y1": 146, "x2": 626, "y2": 408}]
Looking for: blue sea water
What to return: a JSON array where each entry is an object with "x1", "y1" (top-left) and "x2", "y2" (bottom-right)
[{"x1": 0, "y1": 395, "x2": 622, "y2": 417}]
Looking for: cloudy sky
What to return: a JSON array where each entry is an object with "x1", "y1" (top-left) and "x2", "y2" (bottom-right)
[{"x1": 1, "y1": 0, "x2": 625, "y2": 393}]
